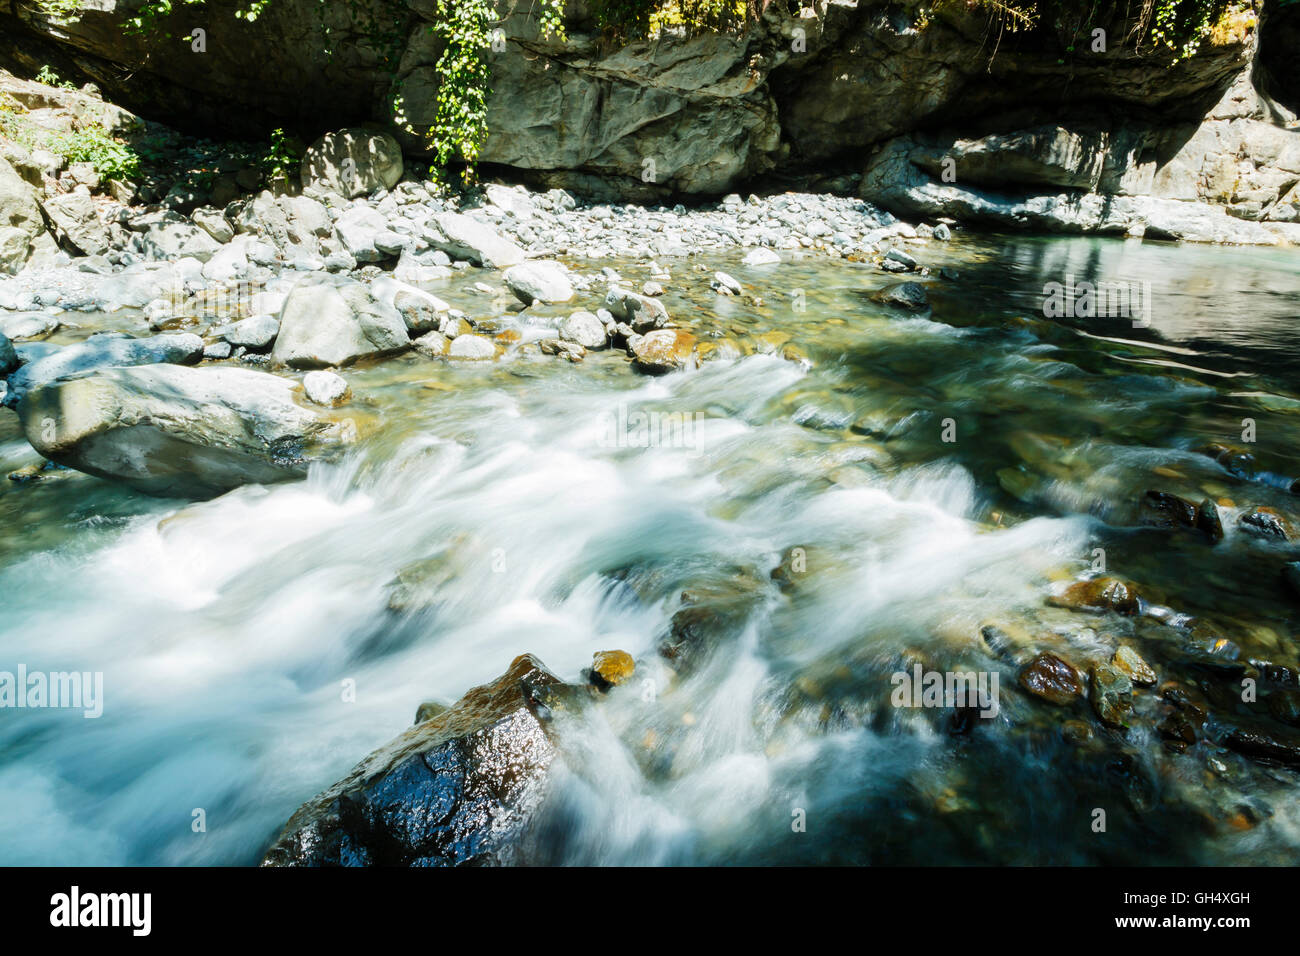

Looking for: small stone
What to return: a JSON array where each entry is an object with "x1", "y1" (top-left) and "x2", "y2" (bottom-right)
[
  {"x1": 302, "y1": 370, "x2": 350, "y2": 407},
  {"x1": 742, "y1": 248, "x2": 780, "y2": 266},
  {"x1": 413, "y1": 330, "x2": 450, "y2": 357},
  {"x1": 712, "y1": 271, "x2": 742, "y2": 295},
  {"x1": 558, "y1": 311, "x2": 607, "y2": 350},
  {"x1": 448, "y1": 333, "x2": 496, "y2": 360},
  {"x1": 589, "y1": 649, "x2": 635, "y2": 690},
  {"x1": 1090, "y1": 663, "x2": 1134, "y2": 729},
  {"x1": 1111, "y1": 646, "x2": 1156, "y2": 686},
  {"x1": 1018, "y1": 652, "x2": 1083, "y2": 705},
  {"x1": 873, "y1": 281, "x2": 928, "y2": 312},
  {"x1": 1196, "y1": 498, "x2": 1224, "y2": 543},
  {"x1": 632, "y1": 329, "x2": 696, "y2": 374}
]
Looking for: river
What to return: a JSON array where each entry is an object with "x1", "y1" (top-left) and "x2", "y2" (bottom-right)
[{"x1": 2, "y1": 233, "x2": 1299, "y2": 864}]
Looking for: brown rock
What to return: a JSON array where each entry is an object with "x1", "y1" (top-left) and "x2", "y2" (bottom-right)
[
  {"x1": 1048, "y1": 577, "x2": 1140, "y2": 615},
  {"x1": 1111, "y1": 645, "x2": 1156, "y2": 686},
  {"x1": 1018, "y1": 652, "x2": 1083, "y2": 705},
  {"x1": 589, "y1": 649, "x2": 635, "y2": 689}
]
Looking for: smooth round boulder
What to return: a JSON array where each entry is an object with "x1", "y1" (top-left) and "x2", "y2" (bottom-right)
[{"x1": 303, "y1": 370, "x2": 351, "y2": 407}]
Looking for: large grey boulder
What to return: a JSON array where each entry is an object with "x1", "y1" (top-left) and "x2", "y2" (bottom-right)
[
  {"x1": 42, "y1": 191, "x2": 114, "y2": 256},
  {"x1": 0, "y1": 155, "x2": 47, "y2": 274},
  {"x1": 271, "y1": 274, "x2": 409, "y2": 368},
  {"x1": 130, "y1": 210, "x2": 223, "y2": 262},
  {"x1": 3, "y1": 331, "x2": 204, "y2": 408},
  {"x1": 262, "y1": 654, "x2": 570, "y2": 866},
  {"x1": 18, "y1": 364, "x2": 354, "y2": 498},
  {"x1": 426, "y1": 212, "x2": 525, "y2": 268},
  {"x1": 300, "y1": 128, "x2": 403, "y2": 199},
  {"x1": 503, "y1": 260, "x2": 574, "y2": 305}
]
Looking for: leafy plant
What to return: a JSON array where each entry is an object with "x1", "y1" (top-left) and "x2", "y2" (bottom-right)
[
  {"x1": 258, "y1": 127, "x2": 302, "y2": 184},
  {"x1": 52, "y1": 127, "x2": 141, "y2": 182},
  {"x1": 34, "y1": 65, "x2": 76, "y2": 89}
]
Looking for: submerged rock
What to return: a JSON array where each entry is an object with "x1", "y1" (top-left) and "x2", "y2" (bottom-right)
[
  {"x1": 872, "y1": 281, "x2": 929, "y2": 312},
  {"x1": 1018, "y1": 652, "x2": 1083, "y2": 705},
  {"x1": 1239, "y1": 506, "x2": 1292, "y2": 540},
  {"x1": 262, "y1": 654, "x2": 570, "y2": 866},
  {"x1": 19, "y1": 364, "x2": 353, "y2": 498}
]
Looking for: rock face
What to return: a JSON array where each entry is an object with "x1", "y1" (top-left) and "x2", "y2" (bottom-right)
[
  {"x1": 300, "y1": 128, "x2": 403, "y2": 198},
  {"x1": 271, "y1": 274, "x2": 409, "y2": 368},
  {"x1": 3, "y1": 1, "x2": 1297, "y2": 237},
  {"x1": 262, "y1": 654, "x2": 568, "y2": 867},
  {"x1": 18, "y1": 364, "x2": 354, "y2": 498}
]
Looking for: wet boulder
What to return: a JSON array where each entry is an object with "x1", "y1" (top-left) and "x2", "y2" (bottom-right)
[
  {"x1": 1138, "y1": 490, "x2": 1196, "y2": 530},
  {"x1": 1224, "y1": 726, "x2": 1300, "y2": 767},
  {"x1": 18, "y1": 364, "x2": 354, "y2": 498},
  {"x1": 1047, "y1": 576, "x2": 1140, "y2": 616},
  {"x1": 1090, "y1": 663, "x2": 1134, "y2": 729},
  {"x1": 262, "y1": 654, "x2": 571, "y2": 867},
  {"x1": 1111, "y1": 646, "x2": 1156, "y2": 686},
  {"x1": 632, "y1": 329, "x2": 696, "y2": 374},
  {"x1": 1018, "y1": 652, "x2": 1083, "y2": 705},
  {"x1": 1238, "y1": 506, "x2": 1292, "y2": 541}
]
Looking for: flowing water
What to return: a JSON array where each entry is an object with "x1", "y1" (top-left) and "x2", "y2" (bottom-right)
[{"x1": 3, "y1": 234, "x2": 1300, "y2": 865}]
